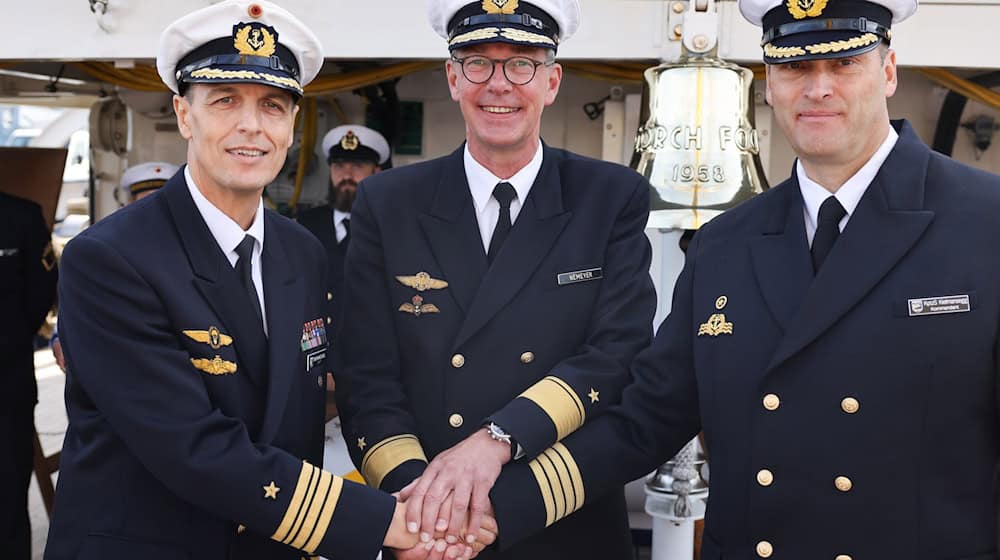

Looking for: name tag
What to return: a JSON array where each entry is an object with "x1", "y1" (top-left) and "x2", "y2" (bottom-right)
[
  {"x1": 307, "y1": 349, "x2": 327, "y2": 370},
  {"x1": 0, "y1": 248, "x2": 19, "y2": 257},
  {"x1": 557, "y1": 267, "x2": 603, "y2": 286},
  {"x1": 907, "y1": 294, "x2": 971, "y2": 317}
]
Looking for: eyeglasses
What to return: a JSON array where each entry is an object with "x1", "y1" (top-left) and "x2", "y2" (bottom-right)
[{"x1": 450, "y1": 54, "x2": 554, "y2": 86}]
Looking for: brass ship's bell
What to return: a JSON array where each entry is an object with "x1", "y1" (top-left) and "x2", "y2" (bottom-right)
[{"x1": 633, "y1": 35, "x2": 769, "y2": 230}]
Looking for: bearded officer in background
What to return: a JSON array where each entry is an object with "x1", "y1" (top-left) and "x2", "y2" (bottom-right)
[
  {"x1": 45, "y1": 2, "x2": 416, "y2": 559},
  {"x1": 487, "y1": 1, "x2": 1000, "y2": 558},
  {"x1": 299, "y1": 124, "x2": 390, "y2": 336}
]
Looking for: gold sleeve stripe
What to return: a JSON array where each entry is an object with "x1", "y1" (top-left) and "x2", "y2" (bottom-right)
[
  {"x1": 271, "y1": 463, "x2": 347, "y2": 553},
  {"x1": 303, "y1": 475, "x2": 344, "y2": 553},
  {"x1": 273, "y1": 463, "x2": 316, "y2": 543},
  {"x1": 527, "y1": 443, "x2": 585, "y2": 527},
  {"x1": 518, "y1": 376, "x2": 586, "y2": 440},
  {"x1": 282, "y1": 465, "x2": 321, "y2": 545},
  {"x1": 290, "y1": 470, "x2": 333, "y2": 549},
  {"x1": 537, "y1": 452, "x2": 567, "y2": 521},
  {"x1": 361, "y1": 434, "x2": 428, "y2": 489}
]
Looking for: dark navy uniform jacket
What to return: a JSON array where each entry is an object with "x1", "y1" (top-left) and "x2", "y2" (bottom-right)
[
  {"x1": 335, "y1": 144, "x2": 657, "y2": 559},
  {"x1": 491, "y1": 121, "x2": 1000, "y2": 560},
  {"x1": 297, "y1": 204, "x2": 346, "y2": 334},
  {"x1": 47, "y1": 172, "x2": 395, "y2": 560},
  {"x1": 0, "y1": 192, "x2": 57, "y2": 406}
]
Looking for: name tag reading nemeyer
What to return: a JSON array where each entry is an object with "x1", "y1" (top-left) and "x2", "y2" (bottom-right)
[
  {"x1": 557, "y1": 267, "x2": 603, "y2": 286},
  {"x1": 907, "y1": 294, "x2": 971, "y2": 317}
]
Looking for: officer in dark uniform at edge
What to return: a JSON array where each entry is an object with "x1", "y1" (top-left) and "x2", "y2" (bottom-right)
[
  {"x1": 486, "y1": 0, "x2": 1000, "y2": 559},
  {"x1": 44, "y1": 1, "x2": 419, "y2": 558},
  {"x1": 0, "y1": 191, "x2": 57, "y2": 560},
  {"x1": 334, "y1": 0, "x2": 657, "y2": 558}
]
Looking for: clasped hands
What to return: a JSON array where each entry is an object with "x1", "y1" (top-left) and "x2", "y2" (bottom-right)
[{"x1": 384, "y1": 429, "x2": 511, "y2": 559}]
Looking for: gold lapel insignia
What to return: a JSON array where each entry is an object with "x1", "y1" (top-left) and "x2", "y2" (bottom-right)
[
  {"x1": 482, "y1": 0, "x2": 518, "y2": 14},
  {"x1": 588, "y1": 388, "x2": 600, "y2": 404},
  {"x1": 396, "y1": 271, "x2": 449, "y2": 292},
  {"x1": 233, "y1": 23, "x2": 277, "y2": 57},
  {"x1": 340, "y1": 131, "x2": 359, "y2": 150},
  {"x1": 787, "y1": 0, "x2": 827, "y2": 19},
  {"x1": 697, "y1": 295, "x2": 734, "y2": 337},
  {"x1": 184, "y1": 326, "x2": 233, "y2": 350},
  {"x1": 399, "y1": 295, "x2": 440, "y2": 317},
  {"x1": 357, "y1": 437, "x2": 367, "y2": 450},
  {"x1": 191, "y1": 356, "x2": 238, "y2": 375}
]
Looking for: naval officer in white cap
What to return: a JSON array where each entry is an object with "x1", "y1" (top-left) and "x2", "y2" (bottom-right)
[
  {"x1": 299, "y1": 124, "x2": 391, "y2": 325},
  {"x1": 334, "y1": 0, "x2": 657, "y2": 558},
  {"x1": 118, "y1": 161, "x2": 180, "y2": 203},
  {"x1": 46, "y1": 2, "x2": 417, "y2": 559},
  {"x1": 487, "y1": 0, "x2": 1000, "y2": 558}
]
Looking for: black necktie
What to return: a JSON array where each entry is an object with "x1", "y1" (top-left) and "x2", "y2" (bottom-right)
[
  {"x1": 487, "y1": 182, "x2": 517, "y2": 264},
  {"x1": 235, "y1": 235, "x2": 264, "y2": 326},
  {"x1": 811, "y1": 196, "x2": 847, "y2": 273},
  {"x1": 341, "y1": 217, "x2": 351, "y2": 246}
]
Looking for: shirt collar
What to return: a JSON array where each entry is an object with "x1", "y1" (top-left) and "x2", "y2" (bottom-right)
[
  {"x1": 185, "y1": 165, "x2": 265, "y2": 256},
  {"x1": 798, "y1": 125, "x2": 899, "y2": 228},
  {"x1": 464, "y1": 142, "x2": 544, "y2": 215},
  {"x1": 333, "y1": 209, "x2": 350, "y2": 225}
]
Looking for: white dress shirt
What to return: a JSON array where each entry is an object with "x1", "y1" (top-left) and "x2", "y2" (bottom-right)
[
  {"x1": 185, "y1": 166, "x2": 267, "y2": 334},
  {"x1": 333, "y1": 209, "x2": 350, "y2": 243},
  {"x1": 799, "y1": 126, "x2": 898, "y2": 247},
  {"x1": 464, "y1": 142, "x2": 544, "y2": 253}
]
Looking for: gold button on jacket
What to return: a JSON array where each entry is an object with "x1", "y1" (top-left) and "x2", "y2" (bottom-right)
[
  {"x1": 449, "y1": 414, "x2": 464, "y2": 428},
  {"x1": 756, "y1": 540, "x2": 773, "y2": 558},
  {"x1": 835, "y1": 476, "x2": 853, "y2": 492},
  {"x1": 841, "y1": 397, "x2": 860, "y2": 414},
  {"x1": 835, "y1": 555, "x2": 853, "y2": 560},
  {"x1": 520, "y1": 351, "x2": 535, "y2": 364},
  {"x1": 756, "y1": 469, "x2": 774, "y2": 487},
  {"x1": 762, "y1": 393, "x2": 780, "y2": 411},
  {"x1": 451, "y1": 354, "x2": 465, "y2": 368}
]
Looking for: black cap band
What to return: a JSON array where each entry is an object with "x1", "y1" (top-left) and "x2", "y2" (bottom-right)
[
  {"x1": 327, "y1": 145, "x2": 381, "y2": 165},
  {"x1": 761, "y1": 17, "x2": 891, "y2": 45}
]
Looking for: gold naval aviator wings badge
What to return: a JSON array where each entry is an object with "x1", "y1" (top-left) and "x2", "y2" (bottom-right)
[
  {"x1": 191, "y1": 356, "x2": 238, "y2": 375},
  {"x1": 396, "y1": 271, "x2": 449, "y2": 292},
  {"x1": 698, "y1": 295, "x2": 734, "y2": 337},
  {"x1": 183, "y1": 326, "x2": 233, "y2": 350},
  {"x1": 788, "y1": 0, "x2": 828, "y2": 19},
  {"x1": 400, "y1": 295, "x2": 440, "y2": 317}
]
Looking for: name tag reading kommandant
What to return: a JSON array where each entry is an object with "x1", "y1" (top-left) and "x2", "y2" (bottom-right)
[
  {"x1": 907, "y1": 294, "x2": 971, "y2": 317},
  {"x1": 557, "y1": 268, "x2": 603, "y2": 286}
]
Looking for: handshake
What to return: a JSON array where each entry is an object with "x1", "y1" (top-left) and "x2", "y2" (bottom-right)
[{"x1": 383, "y1": 428, "x2": 511, "y2": 559}]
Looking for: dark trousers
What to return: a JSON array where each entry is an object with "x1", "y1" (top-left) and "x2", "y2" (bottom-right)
[{"x1": 0, "y1": 400, "x2": 35, "y2": 560}]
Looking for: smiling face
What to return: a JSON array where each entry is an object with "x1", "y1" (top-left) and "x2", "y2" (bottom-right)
[
  {"x1": 446, "y1": 42, "x2": 561, "y2": 163},
  {"x1": 765, "y1": 47, "x2": 897, "y2": 172},
  {"x1": 174, "y1": 83, "x2": 298, "y2": 200}
]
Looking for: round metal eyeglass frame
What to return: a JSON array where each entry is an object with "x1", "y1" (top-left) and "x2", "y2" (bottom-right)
[{"x1": 450, "y1": 54, "x2": 554, "y2": 85}]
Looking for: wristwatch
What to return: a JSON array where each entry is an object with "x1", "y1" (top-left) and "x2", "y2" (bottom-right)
[{"x1": 485, "y1": 422, "x2": 522, "y2": 461}]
